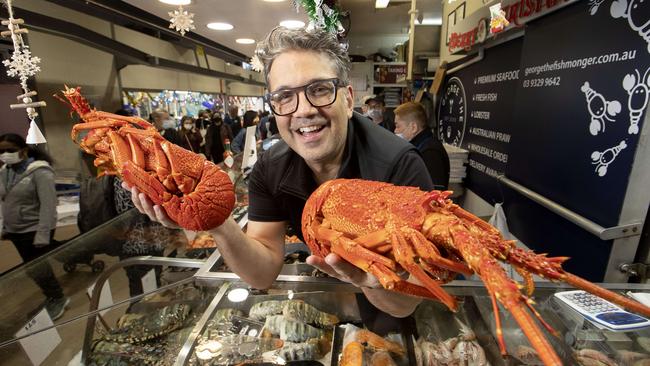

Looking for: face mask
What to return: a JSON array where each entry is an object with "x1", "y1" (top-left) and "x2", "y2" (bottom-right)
[
  {"x1": 395, "y1": 133, "x2": 406, "y2": 140},
  {"x1": 369, "y1": 109, "x2": 383, "y2": 120},
  {"x1": 183, "y1": 124, "x2": 193, "y2": 130},
  {"x1": 0, "y1": 152, "x2": 22, "y2": 165},
  {"x1": 162, "y1": 118, "x2": 176, "y2": 129}
]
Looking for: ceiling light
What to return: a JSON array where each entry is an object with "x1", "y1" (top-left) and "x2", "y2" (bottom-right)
[
  {"x1": 207, "y1": 22, "x2": 234, "y2": 30},
  {"x1": 236, "y1": 38, "x2": 256, "y2": 44},
  {"x1": 375, "y1": 0, "x2": 390, "y2": 8},
  {"x1": 420, "y1": 17, "x2": 442, "y2": 25},
  {"x1": 279, "y1": 20, "x2": 305, "y2": 29},
  {"x1": 159, "y1": 0, "x2": 191, "y2": 5}
]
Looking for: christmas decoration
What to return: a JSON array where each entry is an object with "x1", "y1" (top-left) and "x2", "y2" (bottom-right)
[
  {"x1": 1, "y1": 0, "x2": 47, "y2": 144},
  {"x1": 489, "y1": 3, "x2": 509, "y2": 34},
  {"x1": 250, "y1": 55, "x2": 264, "y2": 72},
  {"x1": 298, "y1": 0, "x2": 342, "y2": 34},
  {"x1": 168, "y1": 5, "x2": 195, "y2": 36}
]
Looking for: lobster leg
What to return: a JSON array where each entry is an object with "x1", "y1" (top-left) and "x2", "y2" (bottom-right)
[
  {"x1": 390, "y1": 230, "x2": 458, "y2": 311},
  {"x1": 448, "y1": 228, "x2": 562, "y2": 366}
]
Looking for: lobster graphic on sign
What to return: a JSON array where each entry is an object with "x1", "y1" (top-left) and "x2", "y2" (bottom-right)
[
  {"x1": 622, "y1": 67, "x2": 650, "y2": 134},
  {"x1": 611, "y1": 0, "x2": 650, "y2": 53},
  {"x1": 591, "y1": 141, "x2": 627, "y2": 177},
  {"x1": 581, "y1": 82, "x2": 622, "y2": 135}
]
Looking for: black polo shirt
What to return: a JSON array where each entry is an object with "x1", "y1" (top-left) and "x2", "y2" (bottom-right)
[{"x1": 248, "y1": 113, "x2": 434, "y2": 240}]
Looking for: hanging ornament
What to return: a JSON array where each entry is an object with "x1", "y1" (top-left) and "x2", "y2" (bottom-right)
[
  {"x1": 297, "y1": 0, "x2": 342, "y2": 35},
  {"x1": 489, "y1": 3, "x2": 509, "y2": 34},
  {"x1": 1, "y1": 0, "x2": 47, "y2": 144},
  {"x1": 250, "y1": 54, "x2": 264, "y2": 73},
  {"x1": 168, "y1": 5, "x2": 195, "y2": 36}
]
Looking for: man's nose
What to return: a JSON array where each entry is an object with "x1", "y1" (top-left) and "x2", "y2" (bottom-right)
[{"x1": 293, "y1": 91, "x2": 319, "y2": 117}]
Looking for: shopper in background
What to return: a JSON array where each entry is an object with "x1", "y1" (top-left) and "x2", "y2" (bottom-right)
[
  {"x1": 0, "y1": 133, "x2": 69, "y2": 320},
  {"x1": 365, "y1": 96, "x2": 395, "y2": 132},
  {"x1": 257, "y1": 111, "x2": 271, "y2": 140},
  {"x1": 205, "y1": 115, "x2": 233, "y2": 164},
  {"x1": 179, "y1": 116, "x2": 203, "y2": 154},
  {"x1": 196, "y1": 109, "x2": 212, "y2": 152},
  {"x1": 225, "y1": 105, "x2": 242, "y2": 138},
  {"x1": 125, "y1": 26, "x2": 432, "y2": 318},
  {"x1": 394, "y1": 102, "x2": 450, "y2": 190},
  {"x1": 150, "y1": 109, "x2": 181, "y2": 146},
  {"x1": 231, "y1": 110, "x2": 259, "y2": 154}
]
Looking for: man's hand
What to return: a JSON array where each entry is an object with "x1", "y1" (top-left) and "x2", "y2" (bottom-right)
[
  {"x1": 306, "y1": 253, "x2": 381, "y2": 289},
  {"x1": 122, "y1": 182, "x2": 180, "y2": 229}
]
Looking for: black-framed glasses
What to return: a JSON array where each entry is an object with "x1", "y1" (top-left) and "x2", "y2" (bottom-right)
[{"x1": 265, "y1": 78, "x2": 343, "y2": 116}]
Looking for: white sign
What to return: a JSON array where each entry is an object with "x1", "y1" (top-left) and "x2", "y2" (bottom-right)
[
  {"x1": 15, "y1": 309, "x2": 61, "y2": 366},
  {"x1": 241, "y1": 125, "x2": 258, "y2": 172},
  {"x1": 142, "y1": 269, "x2": 158, "y2": 294},
  {"x1": 87, "y1": 281, "x2": 114, "y2": 316}
]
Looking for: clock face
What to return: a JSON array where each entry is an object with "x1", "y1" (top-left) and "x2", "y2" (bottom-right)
[{"x1": 438, "y1": 77, "x2": 467, "y2": 146}]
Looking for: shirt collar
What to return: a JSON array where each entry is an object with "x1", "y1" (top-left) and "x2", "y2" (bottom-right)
[{"x1": 410, "y1": 129, "x2": 434, "y2": 149}]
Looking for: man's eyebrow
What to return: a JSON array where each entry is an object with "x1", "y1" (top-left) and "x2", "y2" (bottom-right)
[{"x1": 271, "y1": 77, "x2": 336, "y2": 93}]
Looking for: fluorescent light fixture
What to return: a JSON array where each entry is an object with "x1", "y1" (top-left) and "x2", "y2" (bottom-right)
[
  {"x1": 159, "y1": 0, "x2": 191, "y2": 5},
  {"x1": 375, "y1": 0, "x2": 390, "y2": 8},
  {"x1": 420, "y1": 17, "x2": 442, "y2": 25},
  {"x1": 207, "y1": 22, "x2": 234, "y2": 30},
  {"x1": 227, "y1": 288, "x2": 249, "y2": 302},
  {"x1": 279, "y1": 20, "x2": 305, "y2": 29},
  {"x1": 236, "y1": 38, "x2": 256, "y2": 44}
]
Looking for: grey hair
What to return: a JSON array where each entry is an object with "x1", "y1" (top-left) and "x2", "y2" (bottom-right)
[{"x1": 255, "y1": 27, "x2": 351, "y2": 89}]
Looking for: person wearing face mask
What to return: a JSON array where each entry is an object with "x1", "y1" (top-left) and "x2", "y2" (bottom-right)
[
  {"x1": 178, "y1": 115, "x2": 203, "y2": 154},
  {"x1": 205, "y1": 115, "x2": 233, "y2": 164},
  {"x1": 0, "y1": 133, "x2": 70, "y2": 320},
  {"x1": 394, "y1": 102, "x2": 450, "y2": 189},
  {"x1": 365, "y1": 96, "x2": 395, "y2": 132},
  {"x1": 150, "y1": 109, "x2": 181, "y2": 146}
]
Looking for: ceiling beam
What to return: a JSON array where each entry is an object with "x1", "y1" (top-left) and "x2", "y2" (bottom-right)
[{"x1": 1, "y1": 6, "x2": 264, "y2": 86}]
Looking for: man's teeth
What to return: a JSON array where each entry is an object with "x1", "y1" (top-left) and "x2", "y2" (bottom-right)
[{"x1": 299, "y1": 126, "x2": 322, "y2": 133}]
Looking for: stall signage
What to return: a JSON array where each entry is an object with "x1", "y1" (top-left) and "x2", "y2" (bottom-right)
[
  {"x1": 448, "y1": 0, "x2": 578, "y2": 54},
  {"x1": 374, "y1": 64, "x2": 407, "y2": 84},
  {"x1": 15, "y1": 309, "x2": 61, "y2": 366}
]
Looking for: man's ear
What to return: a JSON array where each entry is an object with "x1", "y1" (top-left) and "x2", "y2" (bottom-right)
[{"x1": 345, "y1": 85, "x2": 354, "y2": 118}]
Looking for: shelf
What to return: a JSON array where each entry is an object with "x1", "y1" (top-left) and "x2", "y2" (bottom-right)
[{"x1": 373, "y1": 83, "x2": 408, "y2": 87}]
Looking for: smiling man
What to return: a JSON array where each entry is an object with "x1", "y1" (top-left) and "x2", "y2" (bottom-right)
[{"x1": 128, "y1": 27, "x2": 434, "y2": 317}]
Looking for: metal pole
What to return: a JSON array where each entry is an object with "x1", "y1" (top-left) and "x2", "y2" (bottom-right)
[{"x1": 406, "y1": 0, "x2": 417, "y2": 81}]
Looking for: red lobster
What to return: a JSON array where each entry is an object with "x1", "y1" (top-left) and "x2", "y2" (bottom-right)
[
  {"x1": 57, "y1": 86, "x2": 234, "y2": 231},
  {"x1": 302, "y1": 179, "x2": 650, "y2": 366}
]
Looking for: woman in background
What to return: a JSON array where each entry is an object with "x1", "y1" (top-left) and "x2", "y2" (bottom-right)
[
  {"x1": 0, "y1": 133, "x2": 69, "y2": 320},
  {"x1": 231, "y1": 110, "x2": 259, "y2": 154},
  {"x1": 178, "y1": 115, "x2": 203, "y2": 154}
]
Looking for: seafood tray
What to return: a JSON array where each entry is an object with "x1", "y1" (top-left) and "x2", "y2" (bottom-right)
[{"x1": 189, "y1": 292, "x2": 360, "y2": 365}]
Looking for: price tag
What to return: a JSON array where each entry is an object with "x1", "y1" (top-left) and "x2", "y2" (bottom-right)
[
  {"x1": 141, "y1": 269, "x2": 158, "y2": 294},
  {"x1": 15, "y1": 308, "x2": 61, "y2": 366},
  {"x1": 241, "y1": 125, "x2": 258, "y2": 171},
  {"x1": 87, "y1": 280, "x2": 114, "y2": 316}
]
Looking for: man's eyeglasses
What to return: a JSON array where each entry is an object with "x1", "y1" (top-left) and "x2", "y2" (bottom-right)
[{"x1": 266, "y1": 78, "x2": 343, "y2": 116}]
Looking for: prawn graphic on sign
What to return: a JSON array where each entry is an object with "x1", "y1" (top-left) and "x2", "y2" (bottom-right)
[
  {"x1": 611, "y1": 0, "x2": 650, "y2": 53},
  {"x1": 591, "y1": 140, "x2": 627, "y2": 177},
  {"x1": 622, "y1": 67, "x2": 650, "y2": 134},
  {"x1": 581, "y1": 82, "x2": 622, "y2": 135},
  {"x1": 588, "y1": 0, "x2": 606, "y2": 15}
]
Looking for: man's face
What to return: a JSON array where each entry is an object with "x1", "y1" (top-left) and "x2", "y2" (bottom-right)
[
  {"x1": 366, "y1": 100, "x2": 384, "y2": 122},
  {"x1": 153, "y1": 111, "x2": 170, "y2": 130},
  {"x1": 394, "y1": 116, "x2": 416, "y2": 141},
  {"x1": 268, "y1": 50, "x2": 353, "y2": 165}
]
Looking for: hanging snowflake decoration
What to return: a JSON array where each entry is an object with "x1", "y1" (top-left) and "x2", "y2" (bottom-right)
[
  {"x1": 3, "y1": 47, "x2": 40, "y2": 80},
  {"x1": 168, "y1": 5, "x2": 195, "y2": 36},
  {"x1": 250, "y1": 55, "x2": 264, "y2": 73},
  {"x1": 298, "y1": 0, "x2": 342, "y2": 34}
]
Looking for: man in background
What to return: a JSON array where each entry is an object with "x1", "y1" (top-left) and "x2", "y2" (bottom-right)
[
  {"x1": 365, "y1": 96, "x2": 394, "y2": 132},
  {"x1": 394, "y1": 101, "x2": 450, "y2": 189},
  {"x1": 150, "y1": 109, "x2": 181, "y2": 145}
]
